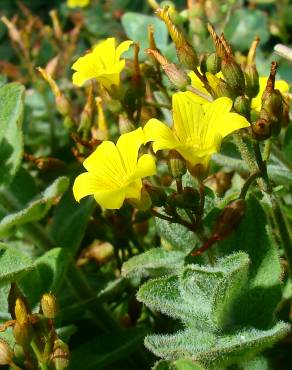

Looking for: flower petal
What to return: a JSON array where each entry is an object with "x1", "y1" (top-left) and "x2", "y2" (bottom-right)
[
  {"x1": 93, "y1": 38, "x2": 116, "y2": 65},
  {"x1": 115, "y1": 40, "x2": 133, "y2": 62},
  {"x1": 252, "y1": 77, "x2": 289, "y2": 111},
  {"x1": 73, "y1": 172, "x2": 99, "y2": 202},
  {"x1": 83, "y1": 141, "x2": 125, "y2": 185},
  {"x1": 125, "y1": 179, "x2": 142, "y2": 199},
  {"x1": 172, "y1": 92, "x2": 204, "y2": 142},
  {"x1": 218, "y1": 112, "x2": 250, "y2": 138},
  {"x1": 133, "y1": 154, "x2": 156, "y2": 179},
  {"x1": 94, "y1": 188, "x2": 126, "y2": 209},
  {"x1": 144, "y1": 118, "x2": 179, "y2": 153},
  {"x1": 116, "y1": 128, "x2": 144, "y2": 175}
]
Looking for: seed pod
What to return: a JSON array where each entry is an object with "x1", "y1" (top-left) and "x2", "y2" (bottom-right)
[
  {"x1": 15, "y1": 298, "x2": 29, "y2": 325},
  {"x1": 252, "y1": 118, "x2": 271, "y2": 141},
  {"x1": 0, "y1": 339, "x2": 13, "y2": 365},
  {"x1": 244, "y1": 64, "x2": 259, "y2": 98},
  {"x1": 13, "y1": 322, "x2": 32, "y2": 348},
  {"x1": 167, "y1": 187, "x2": 200, "y2": 210},
  {"x1": 199, "y1": 54, "x2": 208, "y2": 75},
  {"x1": 261, "y1": 89, "x2": 283, "y2": 137},
  {"x1": 206, "y1": 53, "x2": 221, "y2": 74},
  {"x1": 168, "y1": 150, "x2": 186, "y2": 179},
  {"x1": 233, "y1": 95, "x2": 251, "y2": 119},
  {"x1": 41, "y1": 293, "x2": 58, "y2": 319},
  {"x1": 221, "y1": 58, "x2": 245, "y2": 94},
  {"x1": 214, "y1": 199, "x2": 246, "y2": 238},
  {"x1": 55, "y1": 94, "x2": 71, "y2": 117}
]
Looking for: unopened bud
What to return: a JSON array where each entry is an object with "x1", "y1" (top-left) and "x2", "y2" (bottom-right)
[
  {"x1": 156, "y1": 7, "x2": 198, "y2": 69},
  {"x1": 214, "y1": 199, "x2": 246, "y2": 238},
  {"x1": 252, "y1": 118, "x2": 271, "y2": 141},
  {"x1": 244, "y1": 64, "x2": 259, "y2": 98},
  {"x1": 234, "y1": 95, "x2": 250, "y2": 119},
  {"x1": 15, "y1": 298, "x2": 29, "y2": 325},
  {"x1": 56, "y1": 95, "x2": 71, "y2": 117},
  {"x1": 146, "y1": 48, "x2": 189, "y2": 89},
  {"x1": 145, "y1": 186, "x2": 167, "y2": 207},
  {"x1": 41, "y1": 293, "x2": 58, "y2": 319},
  {"x1": 199, "y1": 54, "x2": 208, "y2": 74},
  {"x1": 168, "y1": 150, "x2": 186, "y2": 179},
  {"x1": 214, "y1": 79, "x2": 235, "y2": 99},
  {"x1": 51, "y1": 340, "x2": 69, "y2": 370},
  {"x1": 221, "y1": 58, "x2": 245, "y2": 94},
  {"x1": 0, "y1": 340, "x2": 13, "y2": 365},
  {"x1": 63, "y1": 116, "x2": 75, "y2": 130},
  {"x1": 13, "y1": 322, "x2": 32, "y2": 348},
  {"x1": 187, "y1": 162, "x2": 209, "y2": 180},
  {"x1": 206, "y1": 53, "x2": 221, "y2": 75},
  {"x1": 119, "y1": 114, "x2": 135, "y2": 134}
]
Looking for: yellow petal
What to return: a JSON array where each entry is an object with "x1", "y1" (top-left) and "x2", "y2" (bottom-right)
[
  {"x1": 115, "y1": 40, "x2": 133, "y2": 62},
  {"x1": 93, "y1": 38, "x2": 116, "y2": 65},
  {"x1": 83, "y1": 141, "x2": 125, "y2": 184},
  {"x1": 116, "y1": 128, "x2": 144, "y2": 175},
  {"x1": 172, "y1": 92, "x2": 204, "y2": 142},
  {"x1": 206, "y1": 72, "x2": 221, "y2": 92},
  {"x1": 67, "y1": 0, "x2": 90, "y2": 8},
  {"x1": 94, "y1": 188, "x2": 126, "y2": 209},
  {"x1": 73, "y1": 172, "x2": 99, "y2": 202},
  {"x1": 133, "y1": 154, "x2": 156, "y2": 179},
  {"x1": 144, "y1": 118, "x2": 179, "y2": 153},
  {"x1": 125, "y1": 179, "x2": 142, "y2": 199},
  {"x1": 218, "y1": 112, "x2": 250, "y2": 138}
]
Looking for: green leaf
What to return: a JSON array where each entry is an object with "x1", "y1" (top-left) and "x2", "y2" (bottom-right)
[
  {"x1": 0, "y1": 82, "x2": 25, "y2": 185},
  {"x1": 20, "y1": 247, "x2": 72, "y2": 307},
  {"x1": 121, "y1": 12, "x2": 168, "y2": 60},
  {"x1": 122, "y1": 248, "x2": 185, "y2": 279},
  {"x1": 218, "y1": 196, "x2": 282, "y2": 328},
  {"x1": 69, "y1": 328, "x2": 146, "y2": 370},
  {"x1": 49, "y1": 190, "x2": 95, "y2": 256},
  {"x1": 0, "y1": 177, "x2": 69, "y2": 237},
  {"x1": 225, "y1": 9, "x2": 269, "y2": 52},
  {"x1": 0, "y1": 244, "x2": 34, "y2": 287},
  {"x1": 145, "y1": 323, "x2": 289, "y2": 366},
  {"x1": 153, "y1": 359, "x2": 206, "y2": 370},
  {"x1": 240, "y1": 356, "x2": 271, "y2": 370}
]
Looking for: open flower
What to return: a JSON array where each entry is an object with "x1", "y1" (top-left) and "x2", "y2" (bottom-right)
[
  {"x1": 73, "y1": 128, "x2": 156, "y2": 209},
  {"x1": 251, "y1": 76, "x2": 289, "y2": 112},
  {"x1": 144, "y1": 92, "x2": 249, "y2": 169},
  {"x1": 67, "y1": 0, "x2": 90, "y2": 8},
  {"x1": 72, "y1": 38, "x2": 132, "y2": 90}
]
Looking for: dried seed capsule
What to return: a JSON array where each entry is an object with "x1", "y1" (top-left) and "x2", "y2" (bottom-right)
[
  {"x1": 145, "y1": 186, "x2": 167, "y2": 207},
  {"x1": 252, "y1": 118, "x2": 271, "y2": 141},
  {"x1": 244, "y1": 64, "x2": 259, "y2": 98},
  {"x1": 51, "y1": 340, "x2": 69, "y2": 370},
  {"x1": 234, "y1": 95, "x2": 251, "y2": 119},
  {"x1": 261, "y1": 89, "x2": 283, "y2": 137},
  {"x1": 221, "y1": 58, "x2": 245, "y2": 94},
  {"x1": 0, "y1": 339, "x2": 13, "y2": 365},
  {"x1": 41, "y1": 293, "x2": 58, "y2": 319},
  {"x1": 206, "y1": 53, "x2": 221, "y2": 75},
  {"x1": 168, "y1": 150, "x2": 187, "y2": 179},
  {"x1": 214, "y1": 199, "x2": 246, "y2": 238},
  {"x1": 167, "y1": 187, "x2": 200, "y2": 210}
]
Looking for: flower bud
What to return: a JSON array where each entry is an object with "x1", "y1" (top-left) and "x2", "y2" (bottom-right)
[
  {"x1": 55, "y1": 95, "x2": 71, "y2": 117},
  {"x1": 156, "y1": 7, "x2": 198, "y2": 69},
  {"x1": 206, "y1": 53, "x2": 221, "y2": 75},
  {"x1": 15, "y1": 298, "x2": 29, "y2": 325},
  {"x1": 41, "y1": 293, "x2": 58, "y2": 319},
  {"x1": 252, "y1": 118, "x2": 271, "y2": 141},
  {"x1": 63, "y1": 116, "x2": 76, "y2": 131},
  {"x1": 233, "y1": 95, "x2": 251, "y2": 119},
  {"x1": 145, "y1": 185, "x2": 167, "y2": 207},
  {"x1": 51, "y1": 340, "x2": 69, "y2": 370},
  {"x1": 0, "y1": 339, "x2": 13, "y2": 365},
  {"x1": 221, "y1": 58, "x2": 245, "y2": 94},
  {"x1": 146, "y1": 48, "x2": 189, "y2": 89},
  {"x1": 187, "y1": 162, "x2": 209, "y2": 180},
  {"x1": 167, "y1": 150, "x2": 186, "y2": 179},
  {"x1": 244, "y1": 64, "x2": 259, "y2": 98},
  {"x1": 213, "y1": 199, "x2": 246, "y2": 238},
  {"x1": 261, "y1": 90, "x2": 283, "y2": 137},
  {"x1": 214, "y1": 79, "x2": 235, "y2": 99},
  {"x1": 119, "y1": 114, "x2": 135, "y2": 134},
  {"x1": 13, "y1": 322, "x2": 32, "y2": 348}
]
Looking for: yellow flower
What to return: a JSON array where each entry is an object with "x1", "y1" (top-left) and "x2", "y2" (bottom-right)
[
  {"x1": 251, "y1": 76, "x2": 289, "y2": 112},
  {"x1": 73, "y1": 128, "x2": 156, "y2": 209},
  {"x1": 72, "y1": 38, "x2": 133, "y2": 90},
  {"x1": 187, "y1": 70, "x2": 223, "y2": 104},
  {"x1": 67, "y1": 0, "x2": 90, "y2": 8},
  {"x1": 144, "y1": 92, "x2": 249, "y2": 168}
]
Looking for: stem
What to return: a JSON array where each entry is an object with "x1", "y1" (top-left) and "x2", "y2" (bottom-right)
[
  {"x1": 176, "y1": 178, "x2": 183, "y2": 193},
  {"x1": 239, "y1": 172, "x2": 261, "y2": 199},
  {"x1": 263, "y1": 138, "x2": 272, "y2": 162},
  {"x1": 145, "y1": 101, "x2": 171, "y2": 109},
  {"x1": 151, "y1": 209, "x2": 195, "y2": 231},
  {"x1": 30, "y1": 339, "x2": 48, "y2": 370}
]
